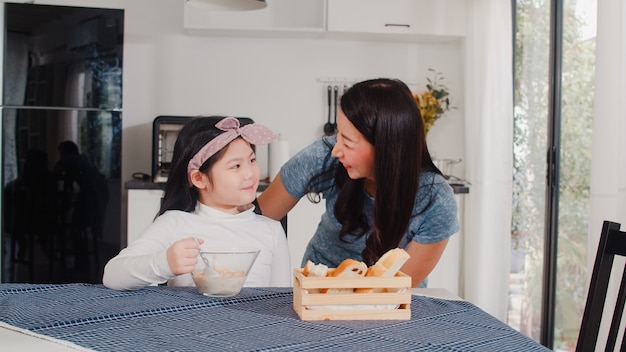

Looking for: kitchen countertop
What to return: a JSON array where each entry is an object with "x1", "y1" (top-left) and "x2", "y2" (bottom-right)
[
  {"x1": 448, "y1": 182, "x2": 470, "y2": 194},
  {"x1": 125, "y1": 179, "x2": 270, "y2": 192},
  {"x1": 125, "y1": 179, "x2": 469, "y2": 194}
]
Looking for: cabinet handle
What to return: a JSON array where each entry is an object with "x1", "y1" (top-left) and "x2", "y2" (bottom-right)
[{"x1": 384, "y1": 23, "x2": 410, "y2": 28}]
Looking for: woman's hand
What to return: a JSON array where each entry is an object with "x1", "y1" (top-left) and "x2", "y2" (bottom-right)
[{"x1": 166, "y1": 237, "x2": 203, "y2": 275}]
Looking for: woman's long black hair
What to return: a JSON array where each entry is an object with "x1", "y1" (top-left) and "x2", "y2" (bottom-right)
[
  {"x1": 157, "y1": 116, "x2": 234, "y2": 217},
  {"x1": 331, "y1": 78, "x2": 440, "y2": 265}
]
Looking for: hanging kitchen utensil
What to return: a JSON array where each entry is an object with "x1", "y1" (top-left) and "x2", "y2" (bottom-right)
[
  {"x1": 324, "y1": 85, "x2": 334, "y2": 136},
  {"x1": 332, "y1": 85, "x2": 339, "y2": 133}
]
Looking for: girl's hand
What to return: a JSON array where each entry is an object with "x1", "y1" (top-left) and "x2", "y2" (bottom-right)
[{"x1": 166, "y1": 237, "x2": 203, "y2": 275}]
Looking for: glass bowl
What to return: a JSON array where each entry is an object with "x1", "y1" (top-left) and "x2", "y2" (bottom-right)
[{"x1": 191, "y1": 247, "x2": 260, "y2": 297}]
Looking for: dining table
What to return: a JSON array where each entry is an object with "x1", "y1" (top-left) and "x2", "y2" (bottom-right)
[{"x1": 0, "y1": 283, "x2": 550, "y2": 351}]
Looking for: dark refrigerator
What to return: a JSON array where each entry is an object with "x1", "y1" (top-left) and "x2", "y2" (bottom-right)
[{"x1": 1, "y1": 3, "x2": 124, "y2": 283}]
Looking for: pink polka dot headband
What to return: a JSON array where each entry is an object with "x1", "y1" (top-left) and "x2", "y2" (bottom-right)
[{"x1": 187, "y1": 117, "x2": 275, "y2": 185}]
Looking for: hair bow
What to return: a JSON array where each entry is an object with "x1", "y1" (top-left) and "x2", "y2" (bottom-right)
[{"x1": 187, "y1": 117, "x2": 275, "y2": 184}]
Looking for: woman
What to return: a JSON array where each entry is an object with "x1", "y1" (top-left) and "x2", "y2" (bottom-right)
[{"x1": 258, "y1": 78, "x2": 458, "y2": 287}]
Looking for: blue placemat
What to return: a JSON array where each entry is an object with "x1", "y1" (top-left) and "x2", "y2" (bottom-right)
[{"x1": 0, "y1": 284, "x2": 550, "y2": 351}]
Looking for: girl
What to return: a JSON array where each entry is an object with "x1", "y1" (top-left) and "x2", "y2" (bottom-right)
[
  {"x1": 103, "y1": 116, "x2": 291, "y2": 290},
  {"x1": 257, "y1": 78, "x2": 459, "y2": 288}
]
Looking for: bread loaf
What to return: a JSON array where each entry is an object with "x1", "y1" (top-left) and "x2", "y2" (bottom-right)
[
  {"x1": 356, "y1": 248, "x2": 410, "y2": 293},
  {"x1": 302, "y1": 260, "x2": 330, "y2": 293},
  {"x1": 326, "y1": 259, "x2": 367, "y2": 294},
  {"x1": 367, "y1": 248, "x2": 410, "y2": 278},
  {"x1": 328, "y1": 259, "x2": 367, "y2": 278},
  {"x1": 302, "y1": 260, "x2": 329, "y2": 277},
  {"x1": 300, "y1": 248, "x2": 410, "y2": 294}
]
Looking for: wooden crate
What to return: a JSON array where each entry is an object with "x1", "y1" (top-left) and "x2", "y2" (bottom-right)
[{"x1": 292, "y1": 268, "x2": 412, "y2": 320}]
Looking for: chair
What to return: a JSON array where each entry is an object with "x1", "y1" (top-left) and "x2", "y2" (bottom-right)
[
  {"x1": 52, "y1": 184, "x2": 105, "y2": 282},
  {"x1": 576, "y1": 220, "x2": 626, "y2": 352}
]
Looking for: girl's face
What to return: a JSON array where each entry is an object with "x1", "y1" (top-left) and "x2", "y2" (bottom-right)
[
  {"x1": 196, "y1": 138, "x2": 260, "y2": 214},
  {"x1": 332, "y1": 110, "x2": 376, "y2": 188}
]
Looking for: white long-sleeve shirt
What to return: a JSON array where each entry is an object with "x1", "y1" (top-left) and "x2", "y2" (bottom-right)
[{"x1": 103, "y1": 203, "x2": 291, "y2": 290}]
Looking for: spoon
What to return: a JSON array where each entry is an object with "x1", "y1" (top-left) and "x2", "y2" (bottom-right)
[{"x1": 193, "y1": 237, "x2": 210, "y2": 268}]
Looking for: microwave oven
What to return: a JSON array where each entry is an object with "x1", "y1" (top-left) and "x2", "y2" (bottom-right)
[{"x1": 152, "y1": 116, "x2": 254, "y2": 183}]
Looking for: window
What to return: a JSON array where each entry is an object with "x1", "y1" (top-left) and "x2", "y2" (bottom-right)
[{"x1": 510, "y1": 0, "x2": 596, "y2": 349}]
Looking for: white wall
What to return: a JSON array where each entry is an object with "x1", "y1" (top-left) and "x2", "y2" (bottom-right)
[
  {"x1": 588, "y1": 0, "x2": 626, "y2": 347},
  {"x1": 3, "y1": 0, "x2": 465, "y2": 263}
]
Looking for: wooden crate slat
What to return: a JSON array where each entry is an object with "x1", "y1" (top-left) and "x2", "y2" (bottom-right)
[{"x1": 292, "y1": 268, "x2": 412, "y2": 320}]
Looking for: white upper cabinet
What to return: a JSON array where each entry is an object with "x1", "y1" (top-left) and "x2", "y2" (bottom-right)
[
  {"x1": 183, "y1": 0, "x2": 466, "y2": 41},
  {"x1": 327, "y1": 0, "x2": 466, "y2": 40},
  {"x1": 184, "y1": 0, "x2": 326, "y2": 37}
]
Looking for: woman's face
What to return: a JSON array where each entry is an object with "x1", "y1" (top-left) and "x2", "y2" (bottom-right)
[
  {"x1": 332, "y1": 110, "x2": 375, "y2": 184},
  {"x1": 196, "y1": 138, "x2": 260, "y2": 214}
]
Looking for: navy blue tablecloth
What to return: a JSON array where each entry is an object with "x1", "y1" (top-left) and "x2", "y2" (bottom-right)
[{"x1": 0, "y1": 284, "x2": 549, "y2": 351}]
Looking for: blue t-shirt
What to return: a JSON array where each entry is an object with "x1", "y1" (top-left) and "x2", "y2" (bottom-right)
[{"x1": 280, "y1": 136, "x2": 459, "y2": 287}]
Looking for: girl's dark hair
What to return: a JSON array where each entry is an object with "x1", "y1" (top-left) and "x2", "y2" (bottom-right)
[
  {"x1": 333, "y1": 78, "x2": 440, "y2": 265},
  {"x1": 157, "y1": 116, "x2": 237, "y2": 217}
]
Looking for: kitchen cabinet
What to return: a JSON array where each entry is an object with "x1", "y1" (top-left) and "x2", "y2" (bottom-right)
[
  {"x1": 327, "y1": 0, "x2": 466, "y2": 40},
  {"x1": 126, "y1": 188, "x2": 163, "y2": 246},
  {"x1": 183, "y1": 0, "x2": 326, "y2": 38},
  {"x1": 285, "y1": 198, "x2": 324, "y2": 268},
  {"x1": 183, "y1": 0, "x2": 466, "y2": 42}
]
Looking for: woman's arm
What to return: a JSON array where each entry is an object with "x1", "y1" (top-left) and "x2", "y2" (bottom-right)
[
  {"x1": 400, "y1": 238, "x2": 449, "y2": 287},
  {"x1": 257, "y1": 174, "x2": 299, "y2": 221}
]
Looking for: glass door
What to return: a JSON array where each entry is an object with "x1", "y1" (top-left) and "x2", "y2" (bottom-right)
[
  {"x1": 510, "y1": 0, "x2": 551, "y2": 342},
  {"x1": 553, "y1": 0, "x2": 596, "y2": 348},
  {"x1": 510, "y1": 0, "x2": 596, "y2": 350}
]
